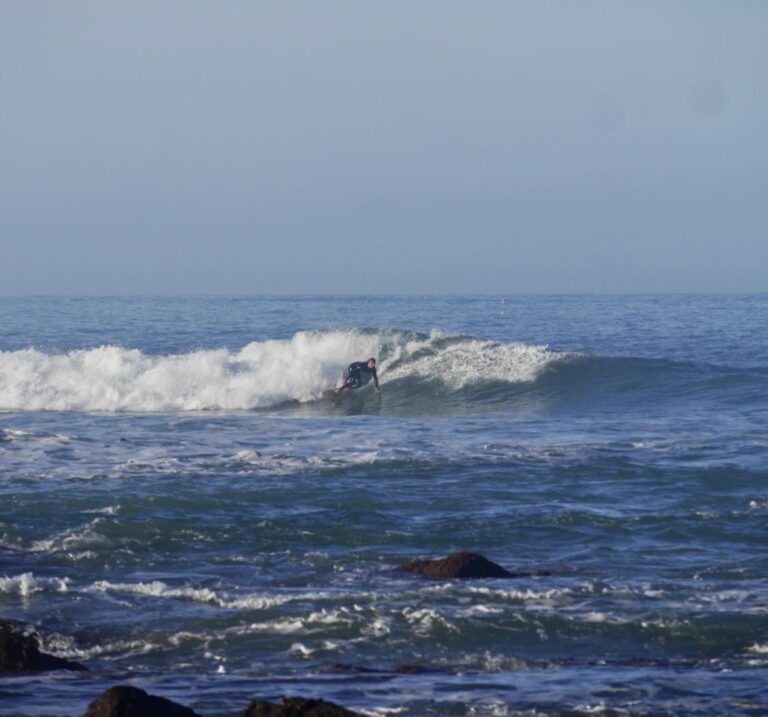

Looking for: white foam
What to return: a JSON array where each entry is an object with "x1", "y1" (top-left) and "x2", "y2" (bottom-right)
[
  {"x1": 288, "y1": 642, "x2": 314, "y2": 656},
  {"x1": 0, "y1": 332, "x2": 386, "y2": 411},
  {"x1": 42, "y1": 633, "x2": 156, "y2": 661},
  {"x1": 91, "y1": 579, "x2": 344, "y2": 611},
  {"x1": 306, "y1": 608, "x2": 355, "y2": 626},
  {"x1": 30, "y1": 518, "x2": 108, "y2": 553},
  {"x1": 456, "y1": 604, "x2": 504, "y2": 617},
  {"x1": 92, "y1": 579, "x2": 221, "y2": 605},
  {"x1": 83, "y1": 505, "x2": 120, "y2": 516},
  {"x1": 63, "y1": 550, "x2": 99, "y2": 562},
  {"x1": 238, "y1": 612, "x2": 356, "y2": 637},
  {"x1": 0, "y1": 572, "x2": 70, "y2": 597},
  {"x1": 0, "y1": 330, "x2": 562, "y2": 412},
  {"x1": 2, "y1": 428, "x2": 32, "y2": 439},
  {"x1": 226, "y1": 593, "x2": 310, "y2": 610},
  {"x1": 581, "y1": 611, "x2": 612, "y2": 623},
  {"x1": 402, "y1": 607, "x2": 456, "y2": 634},
  {"x1": 364, "y1": 617, "x2": 392, "y2": 637},
  {"x1": 463, "y1": 585, "x2": 568, "y2": 604},
  {"x1": 572, "y1": 705, "x2": 622, "y2": 716},
  {"x1": 384, "y1": 335, "x2": 558, "y2": 389}
]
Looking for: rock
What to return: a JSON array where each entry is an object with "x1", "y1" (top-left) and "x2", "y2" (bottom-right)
[
  {"x1": 238, "y1": 696, "x2": 362, "y2": 717},
  {"x1": 84, "y1": 686, "x2": 200, "y2": 717},
  {"x1": 397, "y1": 551, "x2": 540, "y2": 579},
  {"x1": 393, "y1": 664, "x2": 429, "y2": 674},
  {"x1": 324, "y1": 662, "x2": 434, "y2": 676},
  {"x1": 0, "y1": 620, "x2": 87, "y2": 674},
  {"x1": 324, "y1": 662, "x2": 379, "y2": 674}
]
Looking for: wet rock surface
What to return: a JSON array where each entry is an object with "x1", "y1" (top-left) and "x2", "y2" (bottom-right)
[
  {"x1": 0, "y1": 619, "x2": 87, "y2": 674},
  {"x1": 238, "y1": 696, "x2": 362, "y2": 717},
  {"x1": 397, "y1": 551, "x2": 514, "y2": 578},
  {"x1": 84, "y1": 685, "x2": 200, "y2": 717}
]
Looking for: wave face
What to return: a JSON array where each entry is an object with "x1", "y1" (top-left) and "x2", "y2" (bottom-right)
[{"x1": 0, "y1": 330, "x2": 561, "y2": 412}]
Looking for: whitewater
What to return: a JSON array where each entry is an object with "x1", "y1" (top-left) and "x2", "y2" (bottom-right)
[
  {"x1": 0, "y1": 330, "x2": 560, "y2": 411},
  {"x1": 1, "y1": 295, "x2": 768, "y2": 717}
]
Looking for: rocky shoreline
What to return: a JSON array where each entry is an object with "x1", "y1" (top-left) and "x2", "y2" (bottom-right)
[
  {"x1": 1, "y1": 552, "x2": 548, "y2": 716},
  {"x1": 84, "y1": 687, "x2": 362, "y2": 717}
]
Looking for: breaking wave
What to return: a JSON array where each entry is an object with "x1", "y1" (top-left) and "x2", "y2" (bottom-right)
[
  {"x1": 1, "y1": 328, "x2": 760, "y2": 414},
  {"x1": 0, "y1": 330, "x2": 559, "y2": 412}
]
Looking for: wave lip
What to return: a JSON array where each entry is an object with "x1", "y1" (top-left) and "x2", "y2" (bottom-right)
[
  {"x1": 384, "y1": 335, "x2": 557, "y2": 389},
  {"x1": 0, "y1": 330, "x2": 562, "y2": 413}
]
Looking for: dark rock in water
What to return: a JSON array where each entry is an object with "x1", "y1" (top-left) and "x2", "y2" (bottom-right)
[
  {"x1": 397, "y1": 551, "x2": 551, "y2": 579},
  {"x1": 324, "y1": 662, "x2": 435, "y2": 676},
  {"x1": 0, "y1": 620, "x2": 87, "y2": 674},
  {"x1": 85, "y1": 686, "x2": 200, "y2": 717},
  {"x1": 393, "y1": 664, "x2": 429, "y2": 674},
  {"x1": 238, "y1": 696, "x2": 362, "y2": 717},
  {"x1": 324, "y1": 662, "x2": 380, "y2": 674},
  {"x1": 397, "y1": 551, "x2": 514, "y2": 579}
]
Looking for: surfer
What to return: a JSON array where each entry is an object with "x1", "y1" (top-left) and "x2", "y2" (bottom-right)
[{"x1": 335, "y1": 358, "x2": 381, "y2": 396}]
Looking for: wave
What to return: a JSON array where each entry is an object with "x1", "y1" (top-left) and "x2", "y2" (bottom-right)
[
  {"x1": 0, "y1": 330, "x2": 559, "y2": 412},
  {"x1": 0, "y1": 329, "x2": 761, "y2": 414}
]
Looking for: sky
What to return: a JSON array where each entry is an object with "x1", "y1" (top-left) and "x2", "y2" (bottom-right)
[{"x1": 1, "y1": 1, "x2": 766, "y2": 294}]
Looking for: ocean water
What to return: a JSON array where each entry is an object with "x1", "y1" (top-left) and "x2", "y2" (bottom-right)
[{"x1": 1, "y1": 295, "x2": 767, "y2": 717}]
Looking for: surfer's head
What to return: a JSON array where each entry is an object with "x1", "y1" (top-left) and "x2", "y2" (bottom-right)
[{"x1": 367, "y1": 358, "x2": 376, "y2": 368}]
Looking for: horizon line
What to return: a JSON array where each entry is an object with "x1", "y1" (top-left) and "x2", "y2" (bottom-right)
[{"x1": 1, "y1": 291, "x2": 766, "y2": 299}]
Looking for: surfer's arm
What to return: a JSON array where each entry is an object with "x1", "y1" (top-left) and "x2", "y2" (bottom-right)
[{"x1": 372, "y1": 369, "x2": 380, "y2": 393}]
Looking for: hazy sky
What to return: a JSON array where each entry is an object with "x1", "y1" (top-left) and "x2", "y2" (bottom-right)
[{"x1": 2, "y1": 1, "x2": 766, "y2": 294}]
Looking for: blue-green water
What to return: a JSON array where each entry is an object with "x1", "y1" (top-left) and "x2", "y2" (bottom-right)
[{"x1": 1, "y1": 295, "x2": 767, "y2": 716}]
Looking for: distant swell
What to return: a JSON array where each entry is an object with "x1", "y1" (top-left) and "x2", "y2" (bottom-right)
[{"x1": 0, "y1": 330, "x2": 560, "y2": 412}]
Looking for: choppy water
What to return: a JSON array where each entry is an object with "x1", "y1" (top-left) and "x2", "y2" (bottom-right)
[{"x1": 1, "y1": 295, "x2": 767, "y2": 716}]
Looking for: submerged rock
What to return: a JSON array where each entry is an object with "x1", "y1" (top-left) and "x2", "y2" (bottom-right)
[
  {"x1": 324, "y1": 662, "x2": 380, "y2": 674},
  {"x1": 84, "y1": 686, "x2": 200, "y2": 717},
  {"x1": 238, "y1": 696, "x2": 362, "y2": 717},
  {"x1": 397, "y1": 551, "x2": 548, "y2": 579},
  {"x1": 0, "y1": 620, "x2": 87, "y2": 674},
  {"x1": 393, "y1": 664, "x2": 432, "y2": 674},
  {"x1": 324, "y1": 662, "x2": 436, "y2": 676}
]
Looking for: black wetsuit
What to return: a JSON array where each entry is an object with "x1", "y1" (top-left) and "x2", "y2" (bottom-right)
[{"x1": 339, "y1": 362, "x2": 379, "y2": 391}]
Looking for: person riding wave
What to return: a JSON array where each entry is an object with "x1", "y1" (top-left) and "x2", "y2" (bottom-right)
[{"x1": 335, "y1": 357, "x2": 380, "y2": 396}]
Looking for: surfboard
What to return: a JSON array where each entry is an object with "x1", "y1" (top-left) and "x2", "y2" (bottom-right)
[
  {"x1": 324, "y1": 385, "x2": 379, "y2": 401},
  {"x1": 322, "y1": 388, "x2": 342, "y2": 403}
]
